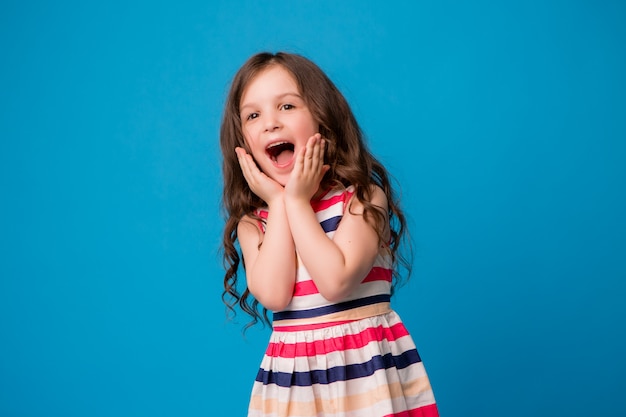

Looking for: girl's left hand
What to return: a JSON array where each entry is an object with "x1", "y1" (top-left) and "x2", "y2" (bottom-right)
[{"x1": 285, "y1": 134, "x2": 330, "y2": 201}]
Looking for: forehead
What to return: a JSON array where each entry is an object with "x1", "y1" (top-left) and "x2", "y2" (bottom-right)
[{"x1": 240, "y1": 65, "x2": 300, "y2": 105}]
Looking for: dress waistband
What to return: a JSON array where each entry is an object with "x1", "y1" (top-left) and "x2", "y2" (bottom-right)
[{"x1": 272, "y1": 294, "x2": 391, "y2": 332}]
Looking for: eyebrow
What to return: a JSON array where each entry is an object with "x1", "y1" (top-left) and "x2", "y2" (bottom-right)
[{"x1": 240, "y1": 92, "x2": 303, "y2": 113}]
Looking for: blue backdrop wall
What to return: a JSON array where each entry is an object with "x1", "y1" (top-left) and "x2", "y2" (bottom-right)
[{"x1": 1, "y1": 1, "x2": 625, "y2": 416}]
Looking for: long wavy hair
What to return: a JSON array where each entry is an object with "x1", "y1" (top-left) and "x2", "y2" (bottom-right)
[{"x1": 220, "y1": 51, "x2": 412, "y2": 329}]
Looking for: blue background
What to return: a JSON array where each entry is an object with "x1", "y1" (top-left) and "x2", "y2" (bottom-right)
[{"x1": 1, "y1": 1, "x2": 625, "y2": 416}]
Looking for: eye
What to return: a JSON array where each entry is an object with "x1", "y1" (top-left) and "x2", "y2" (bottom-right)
[
  {"x1": 245, "y1": 112, "x2": 259, "y2": 121},
  {"x1": 281, "y1": 103, "x2": 295, "y2": 110}
]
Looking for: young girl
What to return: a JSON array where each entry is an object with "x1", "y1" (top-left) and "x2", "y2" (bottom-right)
[{"x1": 220, "y1": 52, "x2": 439, "y2": 417}]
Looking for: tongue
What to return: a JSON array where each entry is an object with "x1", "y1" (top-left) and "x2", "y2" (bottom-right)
[{"x1": 275, "y1": 149, "x2": 294, "y2": 166}]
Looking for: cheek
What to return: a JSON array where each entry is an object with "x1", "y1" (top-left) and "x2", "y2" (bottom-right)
[
  {"x1": 241, "y1": 129, "x2": 254, "y2": 149},
  {"x1": 298, "y1": 118, "x2": 317, "y2": 136},
  {"x1": 309, "y1": 116, "x2": 321, "y2": 134},
  {"x1": 244, "y1": 125, "x2": 263, "y2": 145}
]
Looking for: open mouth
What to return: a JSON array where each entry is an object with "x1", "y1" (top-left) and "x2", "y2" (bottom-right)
[{"x1": 266, "y1": 141, "x2": 295, "y2": 166}]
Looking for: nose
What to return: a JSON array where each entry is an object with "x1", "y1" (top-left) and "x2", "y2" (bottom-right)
[{"x1": 263, "y1": 110, "x2": 281, "y2": 132}]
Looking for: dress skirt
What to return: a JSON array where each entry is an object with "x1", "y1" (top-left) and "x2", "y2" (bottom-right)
[{"x1": 248, "y1": 311, "x2": 439, "y2": 417}]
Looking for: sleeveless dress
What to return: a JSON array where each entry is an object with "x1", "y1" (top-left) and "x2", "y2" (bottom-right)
[{"x1": 248, "y1": 185, "x2": 439, "y2": 417}]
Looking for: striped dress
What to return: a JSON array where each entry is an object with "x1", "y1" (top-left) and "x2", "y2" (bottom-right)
[{"x1": 248, "y1": 185, "x2": 439, "y2": 417}]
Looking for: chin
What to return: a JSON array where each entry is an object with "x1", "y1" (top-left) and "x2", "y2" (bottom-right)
[
  {"x1": 260, "y1": 169, "x2": 289, "y2": 188},
  {"x1": 274, "y1": 176, "x2": 289, "y2": 187}
]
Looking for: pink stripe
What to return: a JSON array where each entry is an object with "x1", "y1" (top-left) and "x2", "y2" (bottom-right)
[
  {"x1": 266, "y1": 322, "x2": 410, "y2": 358},
  {"x1": 362, "y1": 267, "x2": 392, "y2": 283},
  {"x1": 254, "y1": 209, "x2": 269, "y2": 232},
  {"x1": 272, "y1": 320, "x2": 354, "y2": 332},
  {"x1": 310, "y1": 190, "x2": 354, "y2": 212},
  {"x1": 293, "y1": 268, "x2": 389, "y2": 298},
  {"x1": 311, "y1": 193, "x2": 345, "y2": 212},
  {"x1": 383, "y1": 404, "x2": 439, "y2": 417},
  {"x1": 293, "y1": 280, "x2": 319, "y2": 296}
]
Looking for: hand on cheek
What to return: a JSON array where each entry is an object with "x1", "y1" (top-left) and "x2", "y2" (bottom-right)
[
  {"x1": 235, "y1": 147, "x2": 284, "y2": 204},
  {"x1": 285, "y1": 134, "x2": 330, "y2": 201}
]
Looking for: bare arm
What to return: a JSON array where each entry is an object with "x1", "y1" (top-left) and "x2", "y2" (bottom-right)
[
  {"x1": 286, "y1": 187, "x2": 387, "y2": 302},
  {"x1": 237, "y1": 205, "x2": 296, "y2": 311},
  {"x1": 284, "y1": 136, "x2": 388, "y2": 302},
  {"x1": 235, "y1": 147, "x2": 296, "y2": 311}
]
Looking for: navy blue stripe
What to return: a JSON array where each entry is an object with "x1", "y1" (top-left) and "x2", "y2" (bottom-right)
[
  {"x1": 320, "y1": 215, "x2": 342, "y2": 233},
  {"x1": 273, "y1": 294, "x2": 391, "y2": 322},
  {"x1": 255, "y1": 348, "x2": 422, "y2": 387}
]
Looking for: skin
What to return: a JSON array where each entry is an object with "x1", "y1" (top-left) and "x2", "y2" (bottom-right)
[{"x1": 235, "y1": 65, "x2": 389, "y2": 311}]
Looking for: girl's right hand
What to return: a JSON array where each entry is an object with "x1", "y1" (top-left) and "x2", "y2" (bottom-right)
[{"x1": 235, "y1": 147, "x2": 284, "y2": 205}]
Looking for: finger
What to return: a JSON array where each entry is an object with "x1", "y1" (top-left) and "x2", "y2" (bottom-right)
[
  {"x1": 312, "y1": 139, "x2": 322, "y2": 174},
  {"x1": 312, "y1": 136, "x2": 326, "y2": 173},
  {"x1": 238, "y1": 152, "x2": 260, "y2": 187},
  {"x1": 317, "y1": 137, "x2": 326, "y2": 164},
  {"x1": 294, "y1": 143, "x2": 306, "y2": 176},
  {"x1": 235, "y1": 148, "x2": 250, "y2": 176},
  {"x1": 246, "y1": 156, "x2": 266, "y2": 187},
  {"x1": 304, "y1": 135, "x2": 318, "y2": 172}
]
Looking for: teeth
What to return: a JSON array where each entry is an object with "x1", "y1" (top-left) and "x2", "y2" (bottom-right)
[{"x1": 266, "y1": 141, "x2": 288, "y2": 150}]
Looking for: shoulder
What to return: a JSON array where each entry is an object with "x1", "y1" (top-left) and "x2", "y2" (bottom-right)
[
  {"x1": 347, "y1": 184, "x2": 388, "y2": 213},
  {"x1": 368, "y1": 184, "x2": 388, "y2": 207},
  {"x1": 346, "y1": 185, "x2": 390, "y2": 239},
  {"x1": 237, "y1": 213, "x2": 263, "y2": 239}
]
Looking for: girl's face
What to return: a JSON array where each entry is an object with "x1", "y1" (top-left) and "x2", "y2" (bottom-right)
[{"x1": 239, "y1": 65, "x2": 319, "y2": 186}]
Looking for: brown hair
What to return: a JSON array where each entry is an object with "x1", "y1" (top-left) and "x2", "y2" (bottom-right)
[{"x1": 219, "y1": 51, "x2": 411, "y2": 328}]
